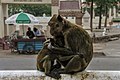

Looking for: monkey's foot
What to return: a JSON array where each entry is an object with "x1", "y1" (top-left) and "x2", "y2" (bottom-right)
[
  {"x1": 45, "y1": 71, "x2": 61, "y2": 79},
  {"x1": 58, "y1": 69, "x2": 75, "y2": 74},
  {"x1": 37, "y1": 67, "x2": 44, "y2": 72},
  {"x1": 39, "y1": 69, "x2": 44, "y2": 72},
  {"x1": 51, "y1": 64, "x2": 61, "y2": 70}
]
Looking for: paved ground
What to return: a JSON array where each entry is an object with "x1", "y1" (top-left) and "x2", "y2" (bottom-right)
[
  {"x1": 92, "y1": 27, "x2": 120, "y2": 37},
  {"x1": 0, "y1": 39, "x2": 120, "y2": 70},
  {"x1": 87, "y1": 57, "x2": 120, "y2": 70},
  {"x1": 0, "y1": 50, "x2": 120, "y2": 70},
  {"x1": 0, "y1": 27, "x2": 120, "y2": 70},
  {"x1": 93, "y1": 27, "x2": 120, "y2": 57}
]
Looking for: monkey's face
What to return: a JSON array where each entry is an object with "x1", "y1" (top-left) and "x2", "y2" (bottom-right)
[{"x1": 48, "y1": 14, "x2": 64, "y2": 37}]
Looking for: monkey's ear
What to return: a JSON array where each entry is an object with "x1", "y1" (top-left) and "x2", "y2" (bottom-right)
[{"x1": 57, "y1": 15, "x2": 63, "y2": 22}]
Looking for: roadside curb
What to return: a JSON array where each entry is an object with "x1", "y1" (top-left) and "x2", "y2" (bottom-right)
[{"x1": 93, "y1": 34, "x2": 120, "y2": 43}]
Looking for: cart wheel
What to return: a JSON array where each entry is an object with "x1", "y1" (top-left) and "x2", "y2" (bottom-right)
[
  {"x1": 23, "y1": 44, "x2": 35, "y2": 54},
  {"x1": 18, "y1": 51, "x2": 22, "y2": 54}
]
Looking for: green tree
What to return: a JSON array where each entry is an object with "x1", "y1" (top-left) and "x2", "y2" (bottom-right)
[
  {"x1": 95, "y1": 0, "x2": 105, "y2": 29},
  {"x1": 87, "y1": 0, "x2": 119, "y2": 29},
  {"x1": 86, "y1": 0, "x2": 94, "y2": 32},
  {"x1": 104, "y1": 0, "x2": 118, "y2": 28},
  {"x1": 8, "y1": 4, "x2": 51, "y2": 17}
]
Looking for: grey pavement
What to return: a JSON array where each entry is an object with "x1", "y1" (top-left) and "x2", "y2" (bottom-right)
[
  {"x1": 87, "y1": 57, "x2": 120, "y2": 70},
  {"x1": 0, "y1": 50, "x2": 37, "y2": 70},
  {"x1": 0, "y1": 57, "x2": 36, "y2": 70},
  {"x1": 0, "y1": 56, "x2": 120, "y2": 70},
  {"x1": 103, "y1": 40, "x2": 120, "y2": 57},
  {"x1": 93, "y1": 28, "x2": 120, "y2": 57}
]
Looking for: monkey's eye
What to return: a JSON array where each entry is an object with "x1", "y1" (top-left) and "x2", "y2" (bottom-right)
[{"x1": 56, "y1": 24, "x2": 59, "y2": 27}]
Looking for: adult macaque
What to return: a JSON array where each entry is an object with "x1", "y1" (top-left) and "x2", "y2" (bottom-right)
[{"x1": 37, "y1": 14, "x2": 93, "y2": 79}]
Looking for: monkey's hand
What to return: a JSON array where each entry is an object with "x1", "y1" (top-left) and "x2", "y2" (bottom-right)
[
  {"x1": 44, "y1": 38, "x2": 54, "y2": 45},
  {"x1": 76, "y1": 52, "x2": 84, "y2": 58},
  {"x1": 47, "y1": 43, "x2": 55, "y2": 49},
  {"x1": 44, "y1": 39, "x2": 50, "y2": 45}
]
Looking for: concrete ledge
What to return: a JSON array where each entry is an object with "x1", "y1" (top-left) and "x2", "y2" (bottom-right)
[
  {"x1": 93, "y1": 34, "x2": 120, "y2": 43},
  {"x1": 0, "y1": 70, "x2": 120, "y2": 80}
]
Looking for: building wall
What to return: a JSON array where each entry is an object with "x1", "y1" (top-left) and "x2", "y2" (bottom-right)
[
  {"x1": 0, "y1": 4, "x2": 4, "y2": 37},
  {"x1": 0, "y1": 0, "x2": 82, "y2": 38},
  {"x1": 1, "y1": 0, "x2": 51, "y2": 4}
]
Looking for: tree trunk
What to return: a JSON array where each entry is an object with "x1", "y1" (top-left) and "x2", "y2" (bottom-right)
[
  {"x1": 104, "y1": 5, "x2": 108, "y2": 27},
  {"x1": 98, "y1": 5, "x2": 102, "y2": 29},
  {"x1": 90, "y1": 0, "x2": 93, "y2": 32}
]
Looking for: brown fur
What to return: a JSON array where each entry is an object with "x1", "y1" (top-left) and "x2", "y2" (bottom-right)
[
  {"x1": 48, "y1": 14, "x2": 93, "y2": 72},
  {"x1": 36, "y1": 44, "x2": 49, "y2": 71},
  {"x1": 37, "y1": 14, "x2": 93, "y2": 79},
  {"x1": 36, "y1": 32, "x2": 65, "y2": 72}
]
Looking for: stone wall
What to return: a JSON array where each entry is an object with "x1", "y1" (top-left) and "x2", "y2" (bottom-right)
[{"x1": 0, "y1": 70, "x2": 120, "y2": 80}]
